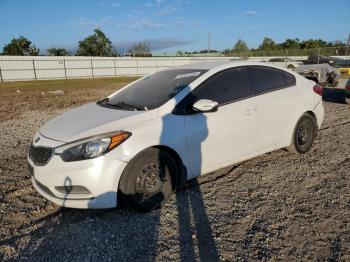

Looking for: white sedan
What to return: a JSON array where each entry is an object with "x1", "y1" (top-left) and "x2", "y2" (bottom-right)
[{"x1": 28, "y1": 61, "x2": 324, "y2": 211}]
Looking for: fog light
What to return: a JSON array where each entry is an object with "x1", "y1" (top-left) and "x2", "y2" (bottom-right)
[{"x1": 55, "y1": 186, "x2": 90, "y2": 195}]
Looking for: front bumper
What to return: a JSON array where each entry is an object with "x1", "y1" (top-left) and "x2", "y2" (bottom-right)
[{"x1": 28, "y1": 153, "x2": 128, "y2": 209}]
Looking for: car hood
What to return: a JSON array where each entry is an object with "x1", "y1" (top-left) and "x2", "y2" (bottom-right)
[{"x1": 40, "y1": 102, "x2": 157, "y2": 142}]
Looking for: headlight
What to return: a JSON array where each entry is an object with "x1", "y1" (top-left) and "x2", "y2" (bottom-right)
[{"x1": 55, "y1": 131, "x2": 131, "y2": 162}]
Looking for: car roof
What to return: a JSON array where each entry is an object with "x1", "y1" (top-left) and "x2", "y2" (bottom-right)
[
  {"x1": 173, "y1": 60, "x2": 236, "y2": 70},
  {"x1": 170, "y1": 59, "x2": 287, "y2": 71}
]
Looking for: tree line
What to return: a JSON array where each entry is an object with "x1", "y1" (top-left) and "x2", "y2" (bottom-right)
[
  {"x1": 1, "y1": 28, "x2": 348, "y2": 57},
  {"x1": 224, "y1": 38, "x2": 348, "y2": 56},
  {"x1": 1, "y1": 29, "x2": 151, "y2": 57}
]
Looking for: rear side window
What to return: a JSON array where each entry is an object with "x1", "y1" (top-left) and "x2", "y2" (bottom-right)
[
  {"x1": 248, "y1": 66, "x2": 295, "y2": 95},
  {"x1": 194, "y1": 67, "x2": 252, "y2": 105}
]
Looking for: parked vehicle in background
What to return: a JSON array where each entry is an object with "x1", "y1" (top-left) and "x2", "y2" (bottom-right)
[
  {"x1": 268, "y1": 58, "x2": 302, "y2": 70},
  {"x1": 345, "y1": 79, "x2": 350, "y2": 104},
  {"x1": 305, "y1": 55, "x2": 350, "y2": 67},
  {"x1": 28, "y1": 61, "x2": 324, "y2": 211},
  {"x1": 295, "y1": 64, "x2": 340, "y2": 87}
]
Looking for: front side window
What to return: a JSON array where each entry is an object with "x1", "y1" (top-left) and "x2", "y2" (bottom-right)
[
  {"x1": 173, "y1": 67, "x2": 252, "y2": 114},
  {"x1": 100, "y1": 69, "x2": 207, "y2": 110},
  {"x1": 193, "y1": 67, "x2": 252, "y2": 104},
  {"x1": 247, "y1": 66, "x2": 292, "y2": 95}
]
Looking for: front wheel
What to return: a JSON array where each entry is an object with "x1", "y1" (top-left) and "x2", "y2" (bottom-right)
[
  {"x1": 287, "y1": 114, "x2": 318, "y2": 154},
  {"x1": 118, "y1": 148, "x2": 178, "y2": 212}
]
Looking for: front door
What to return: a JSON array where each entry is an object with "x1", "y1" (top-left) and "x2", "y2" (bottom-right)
[{"x1": 177, "y1": 67, "x2": 259, "y2": 178}]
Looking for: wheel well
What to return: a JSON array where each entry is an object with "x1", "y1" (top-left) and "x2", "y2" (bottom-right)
[
  {"x1": 153, "y1": 145, "x2": 187, "y2": 187},
  {"x1": 305, "y1": 110, "x2": 317, "y2": 126}
]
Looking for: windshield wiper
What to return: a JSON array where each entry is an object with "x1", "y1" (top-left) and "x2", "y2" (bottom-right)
[
  {"x1": 97, "y1": 98, "x2": 142, "y2": 111},
  {"x1": 109, "y1": 101, "x2": 142, "y2": 111},
  {"x1": 97, "y1": 97, "x2": 109, "y2": 105}
]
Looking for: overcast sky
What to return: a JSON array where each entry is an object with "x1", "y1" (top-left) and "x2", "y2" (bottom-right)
[{"x1": 0, "y1": 0, "x2": 349, "y2": 54}]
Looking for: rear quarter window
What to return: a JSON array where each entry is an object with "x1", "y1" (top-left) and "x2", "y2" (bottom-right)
[
  {"x1": 284, "y1": 72, "x2": 296, "y2": 86},
  {"x1": 248, "y1": 66, "x2": 295, "y2": 95}
]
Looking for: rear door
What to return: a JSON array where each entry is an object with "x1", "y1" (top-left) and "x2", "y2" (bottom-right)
[
  {"x1": 175, "y1": 67, "x2": 259, "y2": 177},
  {"x1": 247, "y1": 66, "x2": 298, "y2": 149}
]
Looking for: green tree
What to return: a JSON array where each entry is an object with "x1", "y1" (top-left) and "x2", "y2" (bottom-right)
[
  {"x1": 76, "y1": 29, "x2": 116, "y2": 56},
  {"x1": 47, "y1": 48, "x2": 70, "y2": 56},
  {"x1": 232, "y1": 39, "x2": 248, "y2": 54},
  {"x1": 258, "y1": 37, "x2": 277, "y2": 51},
  {"x1": 300, "y1": 39, "x2": 328, "y2": 49},
  {"x1": 2, "y1": 36, "x2": 39, "y2": 55},
  {"x1": 280, "y1": 38, "x2": 300, "y2": 50}
]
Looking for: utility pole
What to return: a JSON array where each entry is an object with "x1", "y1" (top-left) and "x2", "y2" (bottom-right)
[
  {"x1": 346, "y1": 32, "x2": 350, "y2": 56},
  {"x1": 207, "y1": 32, "x2": 211, "y2": 54}
]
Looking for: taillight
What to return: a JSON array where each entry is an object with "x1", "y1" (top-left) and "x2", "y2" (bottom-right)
[
  {"x1": 313, "y1": 84, "x2": 323, "y2": 96},
  {"x1": 346, "y1": 84, "x2": 350, "y2": 91}
]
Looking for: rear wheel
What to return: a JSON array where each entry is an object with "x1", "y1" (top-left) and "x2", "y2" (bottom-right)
[
  {"x1": 118, "y1": 148, "x2": 178, "y2": 212},
  {"x1": 287, "y1": 114, "x2": 317, "y2": 154}
]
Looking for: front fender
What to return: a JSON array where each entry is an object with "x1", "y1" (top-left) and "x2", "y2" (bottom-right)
[{"x1": 105, "y1": 114, "x2": 190, "y2": 174}]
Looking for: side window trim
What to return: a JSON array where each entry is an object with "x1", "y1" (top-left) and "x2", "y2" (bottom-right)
[
  {"x1": 172, "y1": 65, "x2": 296, "y2": 115},
  {"x1": 172, "y1": 66, "x2": 254, "y2": 115}
]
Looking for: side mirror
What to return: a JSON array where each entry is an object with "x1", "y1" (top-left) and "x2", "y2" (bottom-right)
[{"x1": 192, "y1": 99, "x2": 219, "y2": 113}]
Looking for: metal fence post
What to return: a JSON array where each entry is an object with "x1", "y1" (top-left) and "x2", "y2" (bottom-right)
[
  {"x1": 114, "y1": 59, "x2": 117, "y2": 76},
  {"x1": 91, "y1": 59, "x2": 94, "y2": 78},
  {"x1": 63, "y1": 59, "x2": 67, "y2": 79},
  {"x1": 136, "y1": 58, "x2": 139, "y2": 76},
  {"x1": 32, "y1": 59, "x2": 37, "y2": 80},
  {"x1": 0, "y1": 63, "x2": 3, "y2": 82}
]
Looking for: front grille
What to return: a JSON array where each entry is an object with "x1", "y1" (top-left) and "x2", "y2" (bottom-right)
[{"x1": 29, "y1": 144, "x2": 53, "y2": 166}]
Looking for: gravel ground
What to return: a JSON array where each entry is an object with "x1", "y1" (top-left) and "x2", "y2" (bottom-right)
[{"x1": 0, "y1": 80, "x2": 349, "y2": 261}]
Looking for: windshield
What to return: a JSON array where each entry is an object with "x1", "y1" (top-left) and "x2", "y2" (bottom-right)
[{"x1": 99, "y1": 69, "x2": 207, "y2": 110}]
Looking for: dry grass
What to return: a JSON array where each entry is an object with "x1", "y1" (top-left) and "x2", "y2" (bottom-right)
[{"x1": 0, "y1": 77, "x2": 139, "y2": 122}]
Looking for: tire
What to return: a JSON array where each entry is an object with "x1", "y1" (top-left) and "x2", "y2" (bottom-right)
[
  {"x1": 118, "y1": 148, "x2": 178, "y2": 212},
  {"x1": 287, "y1": 64, "x2": 295, "y2": 70},
  {"x1": 287, "y1": 114, "x2": 317, "y2": 154}
]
